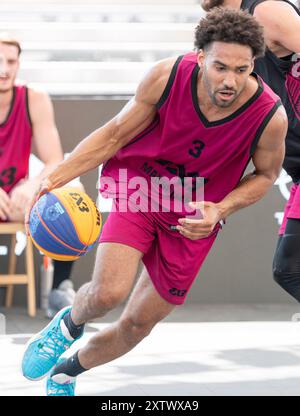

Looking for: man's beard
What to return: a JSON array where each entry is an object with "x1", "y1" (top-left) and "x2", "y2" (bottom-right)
[{"x1": 202, "y1": 73, "x2": 236, "y2": 108}]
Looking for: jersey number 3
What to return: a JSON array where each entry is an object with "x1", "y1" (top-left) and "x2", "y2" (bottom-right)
[
  {"x1": 0, "y1": 167, "x2": 17, "y2": 187},
  {"x1": 189, "y1": 140, "x2": 205, "y2": 158}
]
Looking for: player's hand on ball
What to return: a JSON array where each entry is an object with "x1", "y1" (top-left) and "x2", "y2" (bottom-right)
[
  {"x1": 24, "y1": 178, "x2": 53, "y2": 235},
  {"x1": 177, "y1": 201, "x2": 222, "y2": 240}
]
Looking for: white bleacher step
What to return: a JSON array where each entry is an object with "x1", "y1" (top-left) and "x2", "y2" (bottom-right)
[
  {"x1": 3, "y1": 0, "x2": 199, "y2": 5},
  {"x1": 21, "y1": 41, "x2": 191, "y2": 62},
  {"x1": 18, "y1": 61, "x2": 153, "y2": 84},
  {"x1": 0, "y1": 22, "x2": 194, "y2": 43},
  {"x1": 27, "y1": 82, "x2": 138, "y2": 97},
  {"x1": 0, "y1": 4, "x2": 203, "y2": 23}
]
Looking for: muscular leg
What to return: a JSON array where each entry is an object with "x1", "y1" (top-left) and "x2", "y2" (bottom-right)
[
  {"x1": 273, "y1": 218, "x2": 300, "y2": 301},
  {"x1": 77, "y1": 268, "x2": 175, "y2": 370},
  {"x1": 70, "y1": 242, "x2": 144, "y2": 325}
]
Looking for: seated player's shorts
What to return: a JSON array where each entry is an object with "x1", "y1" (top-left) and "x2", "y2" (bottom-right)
[
  {"x1": 279, "y1": 183, "x2": 300, "y2": 235},
  {"x1": 99, "y1": 199, "x2": 220, "y2": 305}
]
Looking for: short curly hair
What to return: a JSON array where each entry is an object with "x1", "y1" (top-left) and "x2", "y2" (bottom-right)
[{"x1": 194, "y1": 8, "x2": 265, "y2": 58}]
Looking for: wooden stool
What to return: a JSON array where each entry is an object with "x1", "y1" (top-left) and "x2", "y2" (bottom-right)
[{"x1": 0, "y1": 223, "x2": 36, "y2": 317}]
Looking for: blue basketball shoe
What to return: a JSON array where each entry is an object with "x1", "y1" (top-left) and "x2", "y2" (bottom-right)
[
  {"x1": 47, "y1": 358, "x2": 76, "y2": 396},
  {"x1": 22, "y1": 306, "x2": 81, "y2": 380}
]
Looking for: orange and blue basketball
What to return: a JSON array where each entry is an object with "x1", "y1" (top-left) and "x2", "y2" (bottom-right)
[{"x1": 28, "y1": 187, "x2": 102, "y2": 261}]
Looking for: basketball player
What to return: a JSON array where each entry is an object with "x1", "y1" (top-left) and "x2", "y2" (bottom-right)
[
  {"x1": 0, "y1": 35, "x2": 81, "y2": 317},
  {"x1": 201, "y1": 1, "x2": 300, "y2": 312},
  {"x1": 22, "y1": 9, "x2": 287, "y2": 396}
]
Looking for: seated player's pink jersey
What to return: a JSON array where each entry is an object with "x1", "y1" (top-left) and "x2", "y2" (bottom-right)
[{"x1": 0, "y1": 84, "x2": 32, "y2": 194}]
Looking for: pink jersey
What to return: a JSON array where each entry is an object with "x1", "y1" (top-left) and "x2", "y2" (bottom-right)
[
  {"x1": 100, "y1": 52, "x2": 281, "y2": 218},
  {"x1": 0, "y1": 85, "x2": 32, "y2": 193}
]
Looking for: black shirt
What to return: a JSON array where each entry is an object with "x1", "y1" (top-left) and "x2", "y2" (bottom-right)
[{"x1": 241, "y1": 0, "x2": 300, "y2": 182}]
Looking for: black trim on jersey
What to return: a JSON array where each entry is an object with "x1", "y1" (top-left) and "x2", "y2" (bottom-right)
[
  {"x1": 101, "y1": 158, "x2": 111, "y2": 174},
  {"x1": 0, "y1": 86, "x2": 16, "y2": 127},
  {"x1": 249, "y1": 99, "x2": 282, "y2": 156},
  {"x1": 101, "y1": 116, "x2": 160, "y2": 175},
  {"x1": 191, "y1": 66, "x2": 264, "y2": 128},
  {"x1": 237, "y1": 155, "x2": 252, "y2": 189},
  {"x1": 25, "y1": 86, "x2": 33, "y2": 128},
  {"x1": 122, "y1": 115, "x2": 159, "y2": 149},
  {"x1": 156, "y1": 55, "x2": 184, "y2": 110}
]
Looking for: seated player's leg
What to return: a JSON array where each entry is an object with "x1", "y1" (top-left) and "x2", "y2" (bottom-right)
[{"x1": 46, "y1": 260, "x2": 75, "y2": 319}]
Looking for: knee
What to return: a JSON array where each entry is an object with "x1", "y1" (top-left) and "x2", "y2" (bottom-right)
[
  {"x1": 90, "y1": 286, "x2": 125, "y2": 312},
  {"x1": 119, "y1": 315, "x2": 155, "y2": 344},
  {"x1": 273, "y1": 261, "x2": 290, "y2": 286},
  {"x1": 272, "y1": 234, "x2": 300, "y2": 286},
  {"x1": 272, "y1": 248, "x2": 290, "y2": 286},
  {"x1": 273, "y1": 267, "x2": 285, "y2": 286},
  {"x1": 272, "y1": 254, "x2": 294, "y2": 286},
  {"x1": 273, "y1": 259, "x2": 299, "y2": 289}
]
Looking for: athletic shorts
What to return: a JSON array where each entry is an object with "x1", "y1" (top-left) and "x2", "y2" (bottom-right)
[
  {"x1": 99, "y1": 199, "x2": 220, "y2": 305},
  {"x1": 279, "y1": 183, "x2": 300, "y2": 235}
]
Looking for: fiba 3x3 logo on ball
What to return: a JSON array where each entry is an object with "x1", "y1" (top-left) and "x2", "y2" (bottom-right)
[{"x1": 28, "y1": 187, "x2": 102, "y2": 261}]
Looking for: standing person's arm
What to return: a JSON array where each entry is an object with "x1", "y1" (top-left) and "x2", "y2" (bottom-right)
[
  {"x1": 251, "y1": 1, "x2": 300, "y2": 53},
  {"x1": 201, "y1": 1, "x2": 300, "y2": 53}
]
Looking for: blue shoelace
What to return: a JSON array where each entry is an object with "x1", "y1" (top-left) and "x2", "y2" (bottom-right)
[{"x1": 35, "y1": 326, "x2": 71, "y2": 363}]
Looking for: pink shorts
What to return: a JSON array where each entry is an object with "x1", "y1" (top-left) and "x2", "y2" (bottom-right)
[
  {"x1": 279, "y1": 183, "x2": 300, "y2": 235},
  {"x1": 99, "y1": 200, "x2": 219, "y2": 305}
]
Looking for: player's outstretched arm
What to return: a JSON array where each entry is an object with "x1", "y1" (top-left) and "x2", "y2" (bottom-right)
[
  {"x1": 24, "y1": 58, "x2": 177, "y2": 231},
  {"x1": 44, "y1": 58, "x2": 177, "y2": 191}
]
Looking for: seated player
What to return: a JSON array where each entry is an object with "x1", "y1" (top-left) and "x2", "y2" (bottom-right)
[{"x1": 0, "y1": 34, "x2": 83, "y2": 317}]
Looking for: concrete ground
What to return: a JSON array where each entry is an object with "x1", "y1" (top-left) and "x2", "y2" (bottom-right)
[{"x1": 1, "y1": 303, "x2": 300, "y2": 396}]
